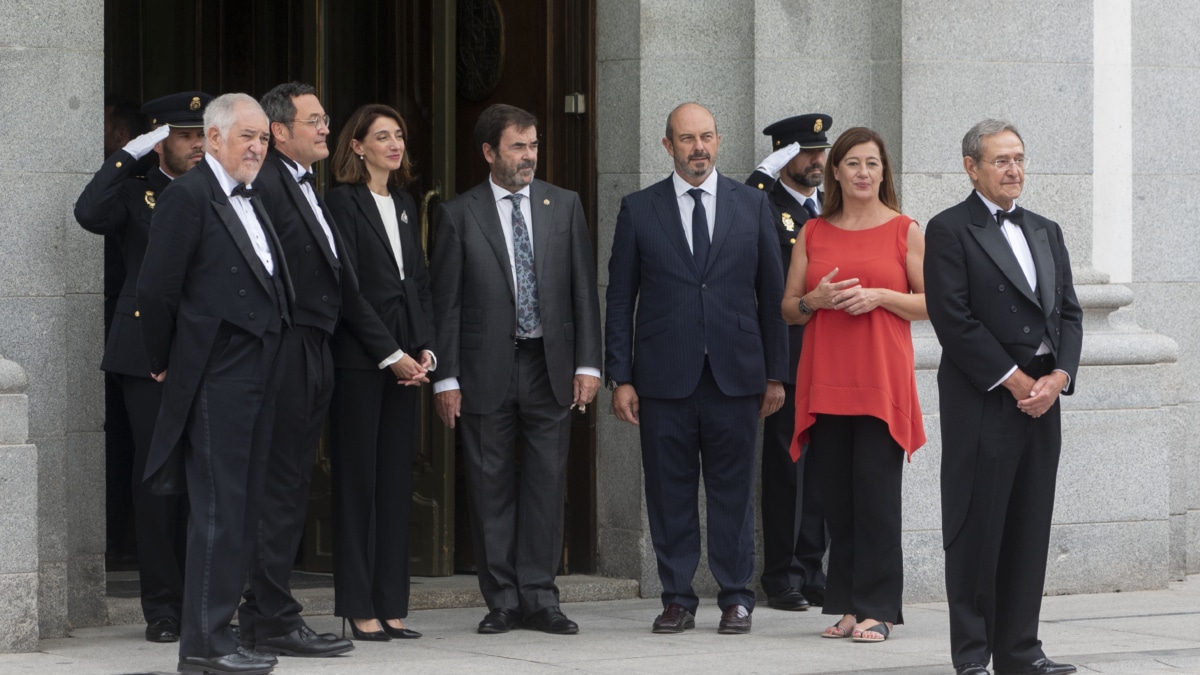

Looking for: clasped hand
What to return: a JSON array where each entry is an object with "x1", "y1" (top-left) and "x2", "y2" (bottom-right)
[{"x1": 809, "y1": 267, "x2": 878, "y2": 315}]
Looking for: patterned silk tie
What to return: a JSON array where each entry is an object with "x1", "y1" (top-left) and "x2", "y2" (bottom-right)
[
  {"x1": 688, "y1": 188, "x2": 710, "y2": 272},
  {"x1": 507, "y1": 193, "x2": 541, "y2": 335}
]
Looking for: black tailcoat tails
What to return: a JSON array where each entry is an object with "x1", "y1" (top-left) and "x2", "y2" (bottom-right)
[{"x1": 924, "y1": 191, "x2": 1082, "y2": 671}]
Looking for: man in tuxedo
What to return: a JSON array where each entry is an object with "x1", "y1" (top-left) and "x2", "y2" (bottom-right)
[
  {"x1": 605, "y1": 102, "x2": 788, "y2": 635},
  {"x1": 234, "y1": 82, "x2": 363, "y2": 658},
  {"x1": 924, "y1": 119, "x2": 1082, "y2": 675},
  {"x1": 430, "y1": 103, "x2": 602, "y2": 635},
  {"x1": 745, "y1": 113, "x2": 832, "y2": 612},
  {"x1": 137, "y1": 93, "x2": 292, "y2": 675},
  {"x1": 76, "y1": 91, "x2": 211, "y2": 643}
]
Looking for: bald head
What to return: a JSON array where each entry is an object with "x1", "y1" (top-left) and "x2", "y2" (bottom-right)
[{"x1": 662, "y1": 102, "x2": 721, "y2": 186}]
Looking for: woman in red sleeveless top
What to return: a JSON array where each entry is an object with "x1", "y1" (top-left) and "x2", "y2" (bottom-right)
[{"x1": 781, "y1": 127, "x2": 927, "y2": 644}]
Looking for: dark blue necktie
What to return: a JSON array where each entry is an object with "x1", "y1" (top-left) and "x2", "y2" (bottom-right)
[
  {"x1": 803, "y1": 197, "x2": 818, "y2": 220},
  {"x1": 688, "y1": 188, "x2": 710, "y2": 272}
]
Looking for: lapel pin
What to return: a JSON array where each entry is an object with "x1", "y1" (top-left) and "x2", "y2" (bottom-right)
[
  {"x1": 400, "y1": 211, "x2": 409, "y2": 223},
  {"x1": 144, "y1": 191, "x2": 156, "y2": 209},
  {"x1": 543, "y1": 198, "x2": 550, "y2": 205}
]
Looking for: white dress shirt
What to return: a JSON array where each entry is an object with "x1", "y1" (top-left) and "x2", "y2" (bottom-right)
[
  {"x1": 280, "y1": 157, "x2": 338, "y2": 258},
  {"x1": 205, "y1": 153, "x2": 274, "y2": 275},
  {"x1": 672, "y1": 169, "x2": 718, "y2": 251}
]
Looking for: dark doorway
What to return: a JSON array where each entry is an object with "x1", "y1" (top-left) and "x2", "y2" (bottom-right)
[{"x1": 101, "y1": 0, "x2": 598, "y2": 579}]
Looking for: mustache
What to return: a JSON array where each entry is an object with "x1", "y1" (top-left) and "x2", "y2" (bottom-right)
[
  {"x1": 688, "y1": 151, "x2": 711, "y2": 161},
  {"x1": 516, "y1": 160, "x2": 536, "y2": 171}
]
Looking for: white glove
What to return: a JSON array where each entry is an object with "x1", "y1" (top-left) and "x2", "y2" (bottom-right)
[
  {"x1": 122, "y1": 125, "x2": 171, "y2": 160},
  {"x1": 755, "y1": 142, "x2": 801, "y2": 177}
]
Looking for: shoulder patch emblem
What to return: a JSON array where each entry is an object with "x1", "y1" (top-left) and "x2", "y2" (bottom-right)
[
  {"x1": 144, "y1": 190, "x2": 156, "y2": 209},
  {"x1": 781, "y1": 212, "x2": 795, "y2": 231}
]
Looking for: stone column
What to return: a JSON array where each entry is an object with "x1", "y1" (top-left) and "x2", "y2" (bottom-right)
[
  {"x1": 0, "y1": 0, "x2": 107, "y2": 636},
  {"x1": 0, "y1": 357, "x2": 37, "y2": 652}
]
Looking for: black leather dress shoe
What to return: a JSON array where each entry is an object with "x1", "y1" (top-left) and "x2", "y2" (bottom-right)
[
  {"x1": 801, "y1": 584, "x2": 825, "y2": 607},
  {"x1": 766, "y1": 587, "x2": 811, "y2": 611},
  {"x1": 478, "y1": 608, "x2": 521, "y2": 634},
  {"x1": 178, "y1": 650, "x2": 274, "y2": 675},
  {"x1": 955, "y1": 663, "x2": 990, "y2": 675},
  {"x1": 254, "y1": 625, "x2": 354, "y2": 657},
  {"x1": 652, "y1": 603, "x2": 695, "y2": 633},
  {"x1": 717, "y1": 605, "x2": 752, "y2": 634},
  {"x1": 523, "y1": 607, "x2": 579, "y2": 635},
  {"x1": 145, "y1": 617, "x2": 180, "y2": 643},
  {"x1": 997, "y1": 658, "x2": 1076, "y2": 675}
]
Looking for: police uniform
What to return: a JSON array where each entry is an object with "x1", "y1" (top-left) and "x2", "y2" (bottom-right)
[
  {"x1": 74, "y1": 91, "x2": 212, "y2": 643},
  {"x1": 745, "y1": 113, "x2": 832, "y2": 609}
]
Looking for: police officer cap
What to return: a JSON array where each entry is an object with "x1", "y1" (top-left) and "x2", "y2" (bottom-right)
[
  {"x1": 762, "y1": 113, "x2": 833, "y2": 150},
  {"x1": 141, "y1": 91, "x2": 213, "y2": 128}
]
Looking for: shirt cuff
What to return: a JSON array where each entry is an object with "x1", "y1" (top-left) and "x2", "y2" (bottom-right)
[
  {"x1": 377, "y1": 348, "x2": 406, "y2": 370},
  {"x1": 575, "y1": 367, "x2": 601, "y2": 379},
  {"x1": 989, "y1": 365, "x2": 1019, "y2": 391},
  {"x1": 433, "y1": 377, "x2": 460, "y2": 394},
  {"x1": 1054, "y1": 368, "x2": 1071, "y2": 389},
  {"x1": 423, "y1": 350, "x2": 438, "y2": 372}
]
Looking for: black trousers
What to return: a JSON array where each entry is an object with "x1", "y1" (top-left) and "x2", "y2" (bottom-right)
[
  {"x1": 947, "y1": 355, "x2": 1061, "y2": 670},
  {"x1": 809, "y1": 414, "x2": 904, "y2": 624},
  {"x1": 639, "y1": 362, "x2": 760, "y2": 614},
  {"x1": 760, "y1": 380, "x2": 827, "y2": 597},
  {"x1": 179, "y1": 327, "x2": 282, "y2": 659},
  {"x1": 330, "y1": 366, "x2": 417, "y2": 620},
  {"x1": 457, "y1": 339, "x2": 571, "y2": 616},
  {"x1": 122, "y1": 375, "x2": 186, "y2": 623},
  {"x1": 239, "y1": 326, "x2": 334, "y2": 639}
]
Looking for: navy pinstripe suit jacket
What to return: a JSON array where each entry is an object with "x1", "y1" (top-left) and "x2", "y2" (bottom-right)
[{"x1": 604, "y1": 172, "x2": 788, "y2": 400}]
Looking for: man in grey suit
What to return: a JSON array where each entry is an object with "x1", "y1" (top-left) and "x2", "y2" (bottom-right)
[
  {"x1": 605, "y1": 102, "x2": 788, "y2": 635},
  {"x1": 430, "y1": 103, "x2": 602, "y2": 636}
]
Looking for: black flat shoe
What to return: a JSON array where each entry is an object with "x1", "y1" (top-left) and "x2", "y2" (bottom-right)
[
  {"x1": 379, "y1": 619, "x2": 422, "y2": 639},
  {"x1": 956, "y1": 664, "x2": 990, "y2": 675},
  {"x1": 255, "y1": 625, "x2": 355, "y2": 657},
  {"x1": 177, "y1": 649, "x2": 274, "y2": 675},
  {"x1": 523, "y1": 607, "x2": 579, "y2": 635},
  {"x1": 342, "y1": 617, "x2": 390, "y2": 642},
  {"x1": 766, "y1": 587, "x2": 810, "y2": 611},
  {"x1": 997, "y1": 658, "x2": 1076, "y2": 675}
]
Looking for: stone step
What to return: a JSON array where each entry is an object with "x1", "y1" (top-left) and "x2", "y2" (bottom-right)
[{"x1": 105, "y1": 573, "x2": 640, "y2": 627}]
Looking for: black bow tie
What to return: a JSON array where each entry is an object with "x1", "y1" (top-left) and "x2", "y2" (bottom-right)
[
  {"x1": 298, "y1": 172, "x2": 315, "y2": 186},
  {"x1": 231, "y1": 184, "x2": 258, "y2": 200},
  {"x1": 995, "y1": 206, "x2": 1024, "y2": 227}
]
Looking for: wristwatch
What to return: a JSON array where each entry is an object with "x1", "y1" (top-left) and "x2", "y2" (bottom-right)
[{"x1": 798, "y1": 298, "x2": 814, "y2": 317}]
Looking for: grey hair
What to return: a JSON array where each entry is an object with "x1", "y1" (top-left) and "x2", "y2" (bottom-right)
[
  {"x1": 664, "y1": 102, "x2": 718, "y2": 142},
  {"x1": 260, "y1": 82, "x2": 317, "y2": 143},
  {"x1": 962, "y1": 119, "x2": 1023, "y2": 161},
  {"x1": 204, "y1": 93, "x2": 263, "y2": 143}
]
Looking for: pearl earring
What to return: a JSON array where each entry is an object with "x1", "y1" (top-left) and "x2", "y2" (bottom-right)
[{"x1": 358, "y1": 155, "x2": 364, "y2": 161}]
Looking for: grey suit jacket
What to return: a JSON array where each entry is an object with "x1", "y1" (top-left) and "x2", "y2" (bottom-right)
[{"x1": 430, "y1": 178, "x2": 602, "y2": 414}]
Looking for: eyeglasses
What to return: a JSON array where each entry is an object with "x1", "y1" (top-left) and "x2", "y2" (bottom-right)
[
  {"x1": 292, "y1": 115, "x2": 331, "y2": 129},
  {"x1": 981, "y1": 156, "x2": 1028, "y2": 171}
]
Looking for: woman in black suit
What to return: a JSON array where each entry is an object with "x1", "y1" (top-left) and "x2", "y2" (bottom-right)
[{"x1": 326, "y1": 104, "x2": 435, "y2": 641}]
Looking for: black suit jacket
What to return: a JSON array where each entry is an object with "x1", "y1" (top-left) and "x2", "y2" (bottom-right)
[
  {"x1": 75, "y1": 150, "x2": 172, "y2": 378},
  {"x1": 325, "y1": 182, "x2": 433, "y2": 370},
  {"x1": 747, "y1": 174, "x2": 822, "y2": 384},
  {"x1": 136, "y1": 158, "x2": 294, "y2": 490},
  {"x1": 254, "y1": 149, "x2": 345, "y2": 333},
  {"x1": 430, "y1": 178, "x2": 602, "y2": 413},
  {"x1": 924, "y1": 191, "x2": 1083, "y2": 545},
  {"x1": 605, "y1": 173, "x2": 788, "y2": 399}
]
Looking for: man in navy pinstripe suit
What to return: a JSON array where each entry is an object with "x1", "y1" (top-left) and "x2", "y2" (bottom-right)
[{"x1": 605, "y1": 102, "x2": 788, "y2": 635}]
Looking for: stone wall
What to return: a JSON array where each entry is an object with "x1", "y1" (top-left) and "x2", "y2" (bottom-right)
[
  {"x1": 0, "y1": 357, "x2": 37, "y2": 652},
  {"x1": 595, "y1": 0, "x2": 1189, "y2": 604},
  {"x1": 0, "y1": 0, "x2": 107, "y2": 638}
]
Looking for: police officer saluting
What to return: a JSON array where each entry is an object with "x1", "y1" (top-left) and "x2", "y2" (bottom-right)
[
  {"x1": 75, "y1": 90, "x2": 212, "y2": 643},
  {"x1": 746, "y1": 113, "x2": 833, "y2": 612}
]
